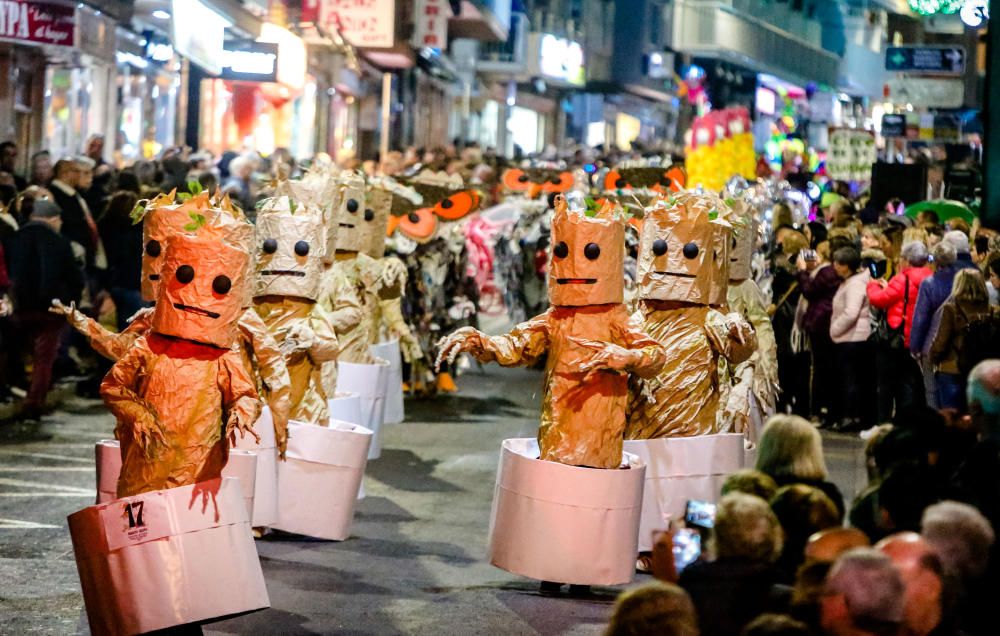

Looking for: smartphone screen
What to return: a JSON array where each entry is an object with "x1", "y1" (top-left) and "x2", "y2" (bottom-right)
[
  {"x1": 685, "y1": 500, "x2": 717, "y2": 529},
  {"x1": 673, "y1": 528, "x2": 702, "y2": 571}
]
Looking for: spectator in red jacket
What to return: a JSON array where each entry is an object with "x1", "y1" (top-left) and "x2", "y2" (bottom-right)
[{"x1": 868, "y1": 241, "x2": 934, "y2": 421}]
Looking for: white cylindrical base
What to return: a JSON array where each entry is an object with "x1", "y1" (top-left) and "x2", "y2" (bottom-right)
[
  {"x1": 221, "y1": 450, "x2": 258, "y2": 523},
  {"x1": 488, "y1": 438, "x2": 645, "y2": 586},
  {"x1": 328, "y1": 392, "x2": 363, "y2": 426},
  {"x1": 336, "y1": 360, "x2": 390, "y2": 460},
  {"x1": 68, "y1": 477, "x2": 269, "y2": 636},
  {"x1": 272, "y1": 420, "x2": 373, "y2": 541},
  {"x1": 233, "y1": 407, "x2": 280, "y2": 527},
  {"x1": 370, "y1": 339, "x2": 404, "y2": 424},
  {"x1": 95, "y1": 440, "x2": 122, "y2": 504},
  {"x1": 624, "y1": 434, "x2": 746, "y2": 552}
]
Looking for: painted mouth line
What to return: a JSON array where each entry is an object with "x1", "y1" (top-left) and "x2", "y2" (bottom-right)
[
  {"x1": 261, "y1": 270, "x2": 306, "y2": 277},
  {"x1": 340, "y1": 223, "x2": 355, "y2": 228},
  {"x1": 556, "y1": 278, "x2": 597, "y2": 285},
  {"x1": 173, "y1": 303, "x2": 220, "y2": 319},
  {"x1": 149, "y1": 274, "x2": 160, "y2": 281},
  {"x1": 654, "y1": 271, "x2": 698, "y2": 278}
]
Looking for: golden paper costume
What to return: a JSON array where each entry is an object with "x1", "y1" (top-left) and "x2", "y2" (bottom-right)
[
  {"x1": 626, "y1": 196, "x2": 756, "y2": 439},
  {"x1": 101, "y1": 233, "x2": 261, "y2": 497},
  {"x1": 253, "y1": 191, "x2": 339, "y2": 424},
  {"x1": 437, "y1": 199, "x2": 666, "y2": 468}
]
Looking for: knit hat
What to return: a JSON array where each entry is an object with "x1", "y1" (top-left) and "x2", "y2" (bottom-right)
[{"x1": 30, "y1": 199, "x2": 61, "y2": 219}]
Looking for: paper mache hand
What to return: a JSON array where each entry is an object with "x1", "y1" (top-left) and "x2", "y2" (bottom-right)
[
  {"x1": 226, "y1": 413, "x2": 261, "y2": 447},
  {"x1": 279, "y1": 323, "x2": 316, "y2": 363},
  {"x1": 570, "y1": 337, "x2": 637, "y2": 379},
  {"x1": 435, "y1": 326, "x2": 483, "y2": 371},
  {"x1": 49, "y1": 299, "x2": 88, "y2": 329}
]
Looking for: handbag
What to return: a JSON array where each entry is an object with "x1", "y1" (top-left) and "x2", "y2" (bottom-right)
[{"x1": 869, "y1": 273, "x2": 909, "y2": 350}]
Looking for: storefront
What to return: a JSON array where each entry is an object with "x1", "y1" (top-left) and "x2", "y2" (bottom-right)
[
  {"x1": 114, "y1": 30, "x2": 183, "y2": 163},
  {"x1": 0, "y1": 1, "x2": 117, "y2": 165},
  {"x1": 198, "y1": 24, "x2": 311, "y2": 158}
]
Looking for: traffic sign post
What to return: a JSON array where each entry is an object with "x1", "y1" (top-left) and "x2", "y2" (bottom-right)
[{"x1": 885, "y1": 46, "x2": 966, "y2": 74}]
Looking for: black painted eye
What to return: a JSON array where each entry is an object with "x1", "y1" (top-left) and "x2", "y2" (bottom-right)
[
  {"x1": 175, "y1": 265, "x2": 194, "y2": 284},
  {"x1": 440, "y1": 198, "x2": 454, "y2": 209},
  {"x1": 517, "y1": 174, "x2": 530, "y2": 183},
  {"x1": 550, "y1": 176, "x2": 562, "y2": 185},
  {"x1": 652, "y1": 239, "x2": 668, "y2": 256},
  {"x1": 212, "y1": 275, "x2": 232, "y2": 295},
  {"x1": 584, "y1": 243, "x2": 601, "y2": 260},
  {"x1": 683, "y1": 242, "x2": 700, "y2": 259},
  {"x1": 346, "y1": 198, "x2": 359, "y2": 213},
  {"x1": 294, "y1": 241, "x2": 310, "y2": 256},
  {"x1": 364, "y1": 208, "x2": 375, "y2": 221},
  {"x1": 145, "y1": 240, "x2": 161, "y2": 257},
  {"x1": 553, "y1": 241, "x2": 569, "y2": 258},
  {"x1": 262, "y1": 238, "x2": 278, "y2": 254},
  {"x1": 615, "y1": 178, "x2": 627, "y2": 189},
  {"x1": 407, "y1": 212, "x2": 420, "y2": 223},
  {"x1": 659, "y1": 176, "x2": 673, "y2": 186},
  {"x1": 731, "y1": 237, "x2": 737, "y2": 249}
]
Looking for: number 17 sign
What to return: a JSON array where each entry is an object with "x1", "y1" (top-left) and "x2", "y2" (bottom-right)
[{"x1": 101, "y1": 492, "x2": 172, "y2": 551}]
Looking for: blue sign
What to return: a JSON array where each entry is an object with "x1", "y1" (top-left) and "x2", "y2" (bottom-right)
[{"x1": 885, "y1": 46, "x2": 965, "y2": 75}]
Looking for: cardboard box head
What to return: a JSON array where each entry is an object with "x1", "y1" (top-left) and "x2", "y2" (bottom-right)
[
  {"x1": 253, "y1": 195, "x2": 327, "y2": 301},
  {"x1": 335, "y1": 180, "x2": 391, "y2": 254},
  {"x1": 727, "y1": 198, "x2": 756, "y2": 282},
  {"x1": 548, "y1": 196, "x2": 625, "y2": 307},
  {"x1": 637, "y1": 195, "x2": 724, "y2": 304},
  {"x1": 152, "y1": 233, "x2": 250, "y2": 348}
]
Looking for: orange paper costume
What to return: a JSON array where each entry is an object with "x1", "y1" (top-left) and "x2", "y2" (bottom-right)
[
  {"x1": 101, "y1": 233, "x2": 261, "y2": 497},
  {"x1": 437, "y1": 198, "x2": 666, "y2": 468},
  {"x1": 626, "y1": 194, "x2": 756, "y2": 439},
  {"x1": 54, "y1": 192, "x2": 291, "y2": 454},
  {"x1": 253, "y1": 192, "x2": 340, "y2": 424}
]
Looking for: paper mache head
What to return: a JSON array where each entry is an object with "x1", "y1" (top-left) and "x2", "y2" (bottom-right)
[
  {"x1": 140, "y1": 191, "x2": 253, "y2": 304},
  {"x1": 151, "y1": 231, "x2": 250, "y2": 348},
  {"x1": 548, "y1": 195, "x2": 626, "y2": 307},
  {"x1": 332, "y1": 170, "x2": 367, "y2": 259},
  {"x1": 335, "y1": 175, "x2": 391, "y2": 254},
  {"x1": 727, "y1": 198, "x2": 756, "y2": 282},
  {"x1": 286, "y1": 173, "x2": 340, "y2": 265},
  {"x1": 638, "y1": 193, "x2": 730, "y2": 304},
  {"x1": 253, "y1": 190, "x2": 327, "y2": 301}
]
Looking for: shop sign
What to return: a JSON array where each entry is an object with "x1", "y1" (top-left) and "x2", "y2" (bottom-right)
[
  {"x1": 171, "y1": 0, "x2": 230, "y2": 75},
  {"x1": 880, "y1": 113, "x2": 906, "y2": 137},
  {"x1": 220, "y1": 41, "x2": 279, "y2": 83},
  {"x1": 885, "y1": 46, "x2": 965, "y2": 75},
  {"x1": 536, "y1": 34, "x2": 584, "y2": 86},
  {"x1": 0, "y1": 0, "x2": 74, "y2": 47},
  {"x1": 257, "y1": 23, "x2": 307, "y2": 90},
  {"x1": 886, "y1": 77, "x2": 964, "y2": 109},
  {"x1": 320, "y1": 0, "x2": 395, "y2": 48},
  {"x1": 411, "y1": 0, "x2": 449, "y2": 49}
]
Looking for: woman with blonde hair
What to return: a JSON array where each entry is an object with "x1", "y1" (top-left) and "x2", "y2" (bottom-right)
[
  {"x1": 929, "y1": 269, "x2": 992, "y2": 409},
  {"x1": 755, "y1": 415, "x2": 844, "y2": 518}
]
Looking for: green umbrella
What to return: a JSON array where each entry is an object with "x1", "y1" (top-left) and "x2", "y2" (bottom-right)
[{"x1": 904, "y1": 199, "x2": 976, "y2": 224}]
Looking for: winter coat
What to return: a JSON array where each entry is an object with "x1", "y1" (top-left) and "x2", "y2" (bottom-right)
[
  {"x1": 831, "y1": 270, "x2": 872, "y2": 343},
  {"x1": 930, "y1": 298, "x2": 991, "y2": 374},
  {"x1": 6, "y1": 221, "x2": 84, "y2": 312},
  {"x1": 910, "y1": 262, "x2": 979, "y2": 354},
  {"x1": 866, "y1": 265, "x2": 932, "y2": 348},
  {"x1": 797, "y1": 265, "x2": 840, "y2": 338}
]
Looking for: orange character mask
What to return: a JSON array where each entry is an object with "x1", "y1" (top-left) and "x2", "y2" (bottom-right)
[
  {"x1": 548, "y1": 196, "x2": 625, "y2": 307},
  {"x1": 637, "y1": 196, "x2": 723, "y2": 304},
  {"x1": 152, "y1": 233, "x2": 250, "y2": 348},
  {"x1": 140, "y1": 192, "x2": 196, "y2": 302},
  {"x1": 253, "y1": 195, "x2": 327, "y2": 301}
]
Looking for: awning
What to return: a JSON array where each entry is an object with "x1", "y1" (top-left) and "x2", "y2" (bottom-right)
[{"x1": 448, "y1": 0, "x2": 510, "y2": 42}]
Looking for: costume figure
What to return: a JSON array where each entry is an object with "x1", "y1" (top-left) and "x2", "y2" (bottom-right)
[
  {"x1": 52, "y1": 191, "x2": 292, "y2": 455},
  {"x1": 626, "y1": 193, "x2": 756, "y2": 439},
  {"x1": 253, "y1": 190, "x2": 339, "y2": 424},
  {"x1": 319, "y1": 175, "x2": 392, "y2": 395},
  {"x1": 437, "y1": 197, "x2": 667, "y2": 468},
  {"x1": 718, "y1": 201, "x2": 779, "y2": 440},
  {"x1": 101, "y1": 231, "x2": 261, "y2": 497}
]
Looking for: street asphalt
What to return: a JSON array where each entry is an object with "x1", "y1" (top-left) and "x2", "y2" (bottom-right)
[{"x1": 0, "y1": 363, "x2": 865, "y2": 635}]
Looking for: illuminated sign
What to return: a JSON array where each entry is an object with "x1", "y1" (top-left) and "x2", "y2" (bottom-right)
[
  {"x1": 220, "y1": 42, "x2": 279, "y2": 82},
  {"x1": 257, "y1": 23, "x2": 306, "y2": 90},
  {"x1": 171, "y1": 0, "x2": 230, "y2": 75},
  {"x1": 0, "y1": 0, "x2": 74, "y2": 47},
  {"x1": 961, "y1": 0, "x2": 988, "y2": 27},
  {"x1": 320, "y1": 0, "x2": 395, "y2": 48},
  {"x1": 537, "y1": 34, "x2": 584, "y2": 86}
]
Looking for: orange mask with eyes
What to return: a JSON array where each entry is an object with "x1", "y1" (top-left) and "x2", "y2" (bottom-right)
[
  {"x1": 151, "y1": 233, "x2": 250, "y2": 348},
  {"x1": 140, "y1": 192, "x2": 197, "y2": 302},
  {"x1": 548, "y1": 196, "x2": 625, "y2": 307},
  {"x1": 637, "y1": 197, "x2": 722, "y2": 304},
  {"x1": 253, "y1": 196, "x2": 327, "y2": 301}
]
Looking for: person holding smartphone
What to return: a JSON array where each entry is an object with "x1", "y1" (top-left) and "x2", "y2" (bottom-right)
[{"x1": 796, "y1": 240, "x2": 842, "y2": 427}]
